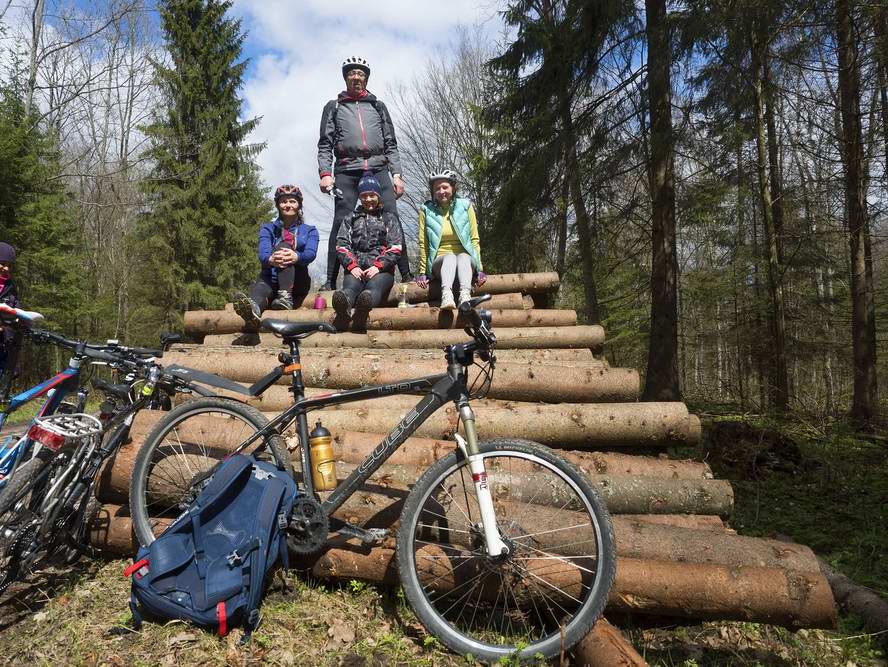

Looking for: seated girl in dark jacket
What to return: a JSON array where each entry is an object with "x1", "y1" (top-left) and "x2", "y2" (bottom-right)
[{"x1": 332, "y1": 172, "x2": 402, "y2": 330}]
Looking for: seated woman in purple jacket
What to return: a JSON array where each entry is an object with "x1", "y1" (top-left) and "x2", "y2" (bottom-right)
[{"x1": 234, "y1": 185, "x2": 319, "y2": 327}]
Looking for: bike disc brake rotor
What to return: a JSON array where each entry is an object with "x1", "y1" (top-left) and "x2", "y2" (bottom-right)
[{"x1": 287, "y1": 497, "x2": 329, "y2": 555}]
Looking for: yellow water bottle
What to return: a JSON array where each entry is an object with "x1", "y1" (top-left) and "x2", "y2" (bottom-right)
[{"x1": 309, "y1": 420, "x2": 337, "y2": 490}]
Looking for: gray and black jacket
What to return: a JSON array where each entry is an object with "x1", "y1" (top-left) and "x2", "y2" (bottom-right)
[
  {"x1": 336, "y1": 207, "x2": 403, "y2": 272},
  {"x1": 317, "y1": 91, "x2": 403, "y2": 176}
]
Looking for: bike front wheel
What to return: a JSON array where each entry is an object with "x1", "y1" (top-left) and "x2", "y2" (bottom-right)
[
  {"x1": 396, "y1": 438, "x2": 616, "y2": 663},
  {"x1": 129, "y1": 398, "x2": 291, "y2": 547}
]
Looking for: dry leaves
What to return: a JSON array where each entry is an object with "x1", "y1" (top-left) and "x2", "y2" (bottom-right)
[{"x1": 325, "y1": 618, "x2": 357, "y2": 649}]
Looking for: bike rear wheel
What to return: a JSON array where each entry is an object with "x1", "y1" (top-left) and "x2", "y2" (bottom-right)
[
  {"x1": 0, "y1": 450, "x2": 54, "y2": 594},
  {"x1": 396, "y1": 438, "x2": 615, "y2": 663},
  {"x1": 128, "y1": 398, "x2": 291, "y2": 547}
]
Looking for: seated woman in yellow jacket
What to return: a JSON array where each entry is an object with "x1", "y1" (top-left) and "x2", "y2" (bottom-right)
[{"x1": 414, "y1": 169, "x2": 486, "y2": 309}]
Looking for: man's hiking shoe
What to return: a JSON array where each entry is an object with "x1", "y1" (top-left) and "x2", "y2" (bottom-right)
[
  {"x1": 351, "y1": 290, "x2": 373, "y2": 332},
  {"x1": 270, "y1": 290, "x2": 293, "y2": 310},
  {"x1": 233, "y1": 292, "x2": 261, "y2": 329},
  {"x1": 332, "y1": 290, "x2": 351, "y2": 331}
]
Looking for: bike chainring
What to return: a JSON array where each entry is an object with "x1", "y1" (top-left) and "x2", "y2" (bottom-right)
[
  {"x1": 0, "y1": 519, "x2": 39, "y2": 595},
  {"x1": 286, "y1": 497, "x2": 329, "y2": 555}
]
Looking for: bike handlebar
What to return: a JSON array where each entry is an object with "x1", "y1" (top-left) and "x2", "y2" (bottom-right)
[
  {"x1": 457, "y1": 294, "x2": 496, "y2": 349},
  {"x1": 28, "y1": 329, "x2": 160, "y2": 367}
]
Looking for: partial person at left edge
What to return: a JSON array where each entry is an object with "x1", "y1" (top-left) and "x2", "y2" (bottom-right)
[
  {"x1": 233, "y1": 185, "x2": 319, "y2": 328},
  {"x1": 0, "y1": 242, "x2": 19, "y2": 378}
]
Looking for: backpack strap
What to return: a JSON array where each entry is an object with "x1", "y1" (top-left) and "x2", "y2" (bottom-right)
[
  {"x1": 194, "y1": 454, "x2": 253, "y2": 510},
  {"x1": 130, "y1": 591, "x2": 143, "y2": 630},
  {"x1": 242, "y1": 474, "x2": 287, "y2": 638},
  {"x1": 190, "y1": 454, "x2": 254, "y2": 577}
]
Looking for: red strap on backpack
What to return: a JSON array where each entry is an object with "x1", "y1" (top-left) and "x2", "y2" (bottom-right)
[
  {"x1": 123, "y1": 559, "x2": 149, "y2": 578},
  {"x1": 216, "y1": 601, "x2": 227, "y2": 637}
]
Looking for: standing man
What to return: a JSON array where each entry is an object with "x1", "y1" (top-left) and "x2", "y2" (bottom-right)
[{"x1": 317, "y1": 57, "x2": 412, "y2": 290}]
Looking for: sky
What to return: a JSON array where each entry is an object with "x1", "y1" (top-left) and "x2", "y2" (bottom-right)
[
  {"x1": 0, "y1": 0, "x2": 505, "y2": 279},
  {"x1": 229, "y1": 0, "x2": 504, "y2": 277}
]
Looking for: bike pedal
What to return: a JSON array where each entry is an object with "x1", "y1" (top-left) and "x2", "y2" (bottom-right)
[{"x1": 337, "y1": 523, "x2": 388, "y2": 544}]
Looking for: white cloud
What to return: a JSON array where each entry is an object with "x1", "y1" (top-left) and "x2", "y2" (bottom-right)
[{"x1": 232, "y1": 0, "x2": 502, "y2": 278}]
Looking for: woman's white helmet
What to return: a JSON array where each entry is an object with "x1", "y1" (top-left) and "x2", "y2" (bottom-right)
[
  {"x1": 342, "y1": 57, "x2": 370, "y2": 79},
  {"x1": 428, "y1": 169, "x2": 458, "y2": 193}
]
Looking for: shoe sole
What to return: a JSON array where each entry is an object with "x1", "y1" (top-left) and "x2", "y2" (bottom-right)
[
  {"x1": 351, "y1": 291, "x2": 374, "y2": 331},
  {"x1": 332, "y1": 291, "x2": 350, "y2": 316},
  {"x1": 233, "y1": 294, "x2": 261, "y2": 327},
  {"x1": 331, "y1": 291, "x2": 351, "y2": 331}
]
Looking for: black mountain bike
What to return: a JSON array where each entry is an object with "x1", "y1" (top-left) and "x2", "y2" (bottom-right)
[
  {"x1": 0, "y1": 331, "x2": 290, "y2": 594},
  {"x1": 127, "y1": 295, "x2": 615, "y2": 663}
]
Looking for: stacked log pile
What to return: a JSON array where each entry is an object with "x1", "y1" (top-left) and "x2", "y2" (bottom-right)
[{"x1": 89, "y1": 271, "x2": 836, "y2": 654}]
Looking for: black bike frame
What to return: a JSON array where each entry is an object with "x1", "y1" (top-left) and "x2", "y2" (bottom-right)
[{"x1": 233, "y1": 339, "x2": 473, "y2": 516}]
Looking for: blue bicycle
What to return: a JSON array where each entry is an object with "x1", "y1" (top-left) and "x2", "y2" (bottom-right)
[{"x1": 0, "y1": 305, "x2": 88, "y2": 488}]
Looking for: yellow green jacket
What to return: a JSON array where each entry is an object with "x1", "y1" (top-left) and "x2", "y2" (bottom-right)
[{"x1": 417, "y1": 198, "x2": 483, "y2": 276}]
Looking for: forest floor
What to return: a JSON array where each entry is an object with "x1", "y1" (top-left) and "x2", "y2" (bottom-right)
[{"x1": 0, "y1": 413, "x2": 886, "y2": 666}]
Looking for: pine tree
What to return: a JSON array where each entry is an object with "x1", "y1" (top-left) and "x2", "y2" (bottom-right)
[
  {"x1": 0, "y1": 86, "x2": 83, "y2": 333},
  {"x1": 0, "y1": 84, "x2": 85, "y2": 384},
  {"x1": 136, "y1": 0, "x2": 266, "y2": 331},
  {"x1": 484, "y1": 0, "x2": 635, "y2": 325}
]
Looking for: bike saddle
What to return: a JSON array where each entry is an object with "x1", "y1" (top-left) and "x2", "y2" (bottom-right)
[
  {"x1": 93, "y1": 378, "x2": 133, "y2": 400},
  {"x1": 261, "y1": 319, "x2": 337, "y2": 339}
]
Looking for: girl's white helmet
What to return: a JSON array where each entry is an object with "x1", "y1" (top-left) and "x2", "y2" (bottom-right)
[{"x1": 428, "y1": 169, "x2": 458, "y2": 192}]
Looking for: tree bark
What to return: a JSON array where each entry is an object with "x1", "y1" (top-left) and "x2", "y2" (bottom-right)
[
  {"x1": 25, "y1": 0, "x2": 46, "y2": 118},
  {"x1": 199, "y1": 324, "x2": 606, "y2": 350},
  {"x1": 322, "y1": 431, "x2": 713, "y2": 478},
  {"x1": 562, "y1": 107, "x2": 601, "y2": 325},
  {"x1": 275, "y1": 402, "x2": 699, "y2": 448},
  {"x1": 319, "y1": 272, "x2": 561, "y2": 306},
  {"x1": 556, "y1": 172, "x2": 570, "y2": 278},
  {"x1": 124, "y1": 401, "x2": 700, "y2": 458},
  {"x1": 306, "y1": 548, "x2": 835, "y2": 629},
  {"x1": 184, "y1": 308, "x2": 578, "y2": 337},
  {"x1": 642, "y1": 0, "x2": 681, "y2": 402},
  {"x1": 574, "y1": 618, "x2": 649, "y2": 667},
  {"x1": 194, "y1": 345, "x2": 600, "y2": 364},
  {"x1": 295, "y1": 291, "x2": 530, "y2": 310},
  {"x1": 161, "y1": 348, "x2": 640, "y2": 404},
  {"x1": 750, "y1": 31, "x2": 789, "y2": 410},
  {"x1": 837, "y1": 0, "x2": 879, "y2": 424}
]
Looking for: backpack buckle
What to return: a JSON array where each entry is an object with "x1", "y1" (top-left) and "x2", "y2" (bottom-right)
[
  {"x1": 248, "y1": 609, "x2": 261, "y2": 629},
  {"x1": 277, "y1": 512, "x2": 287, "y2": 531},
  {"x1": 227, "y1": 550, "x2": 244, "y2": 567}
]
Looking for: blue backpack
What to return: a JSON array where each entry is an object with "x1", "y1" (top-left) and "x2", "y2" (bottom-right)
[{"x1": 125, "y1": 454, "x2": 297, "y2": 638}]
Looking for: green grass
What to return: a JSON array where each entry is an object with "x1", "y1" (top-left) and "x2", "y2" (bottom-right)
[
  {"x1": 695, "y1": 414, "x2": 888, "y2": 595},
  {"x1": 1, "y1": 410, "x2": 887, "y2": 665},
  {"x1": 2, "y1": 394, "x2": 104, "y2": 427},
  {"x1": 643, "y1": 411, "x2": 888, "y2": 666}
]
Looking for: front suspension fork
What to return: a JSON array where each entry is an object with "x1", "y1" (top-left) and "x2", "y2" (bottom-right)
[{"x1": 454, "y1": 402, "x2": 508, "y2": 557}]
